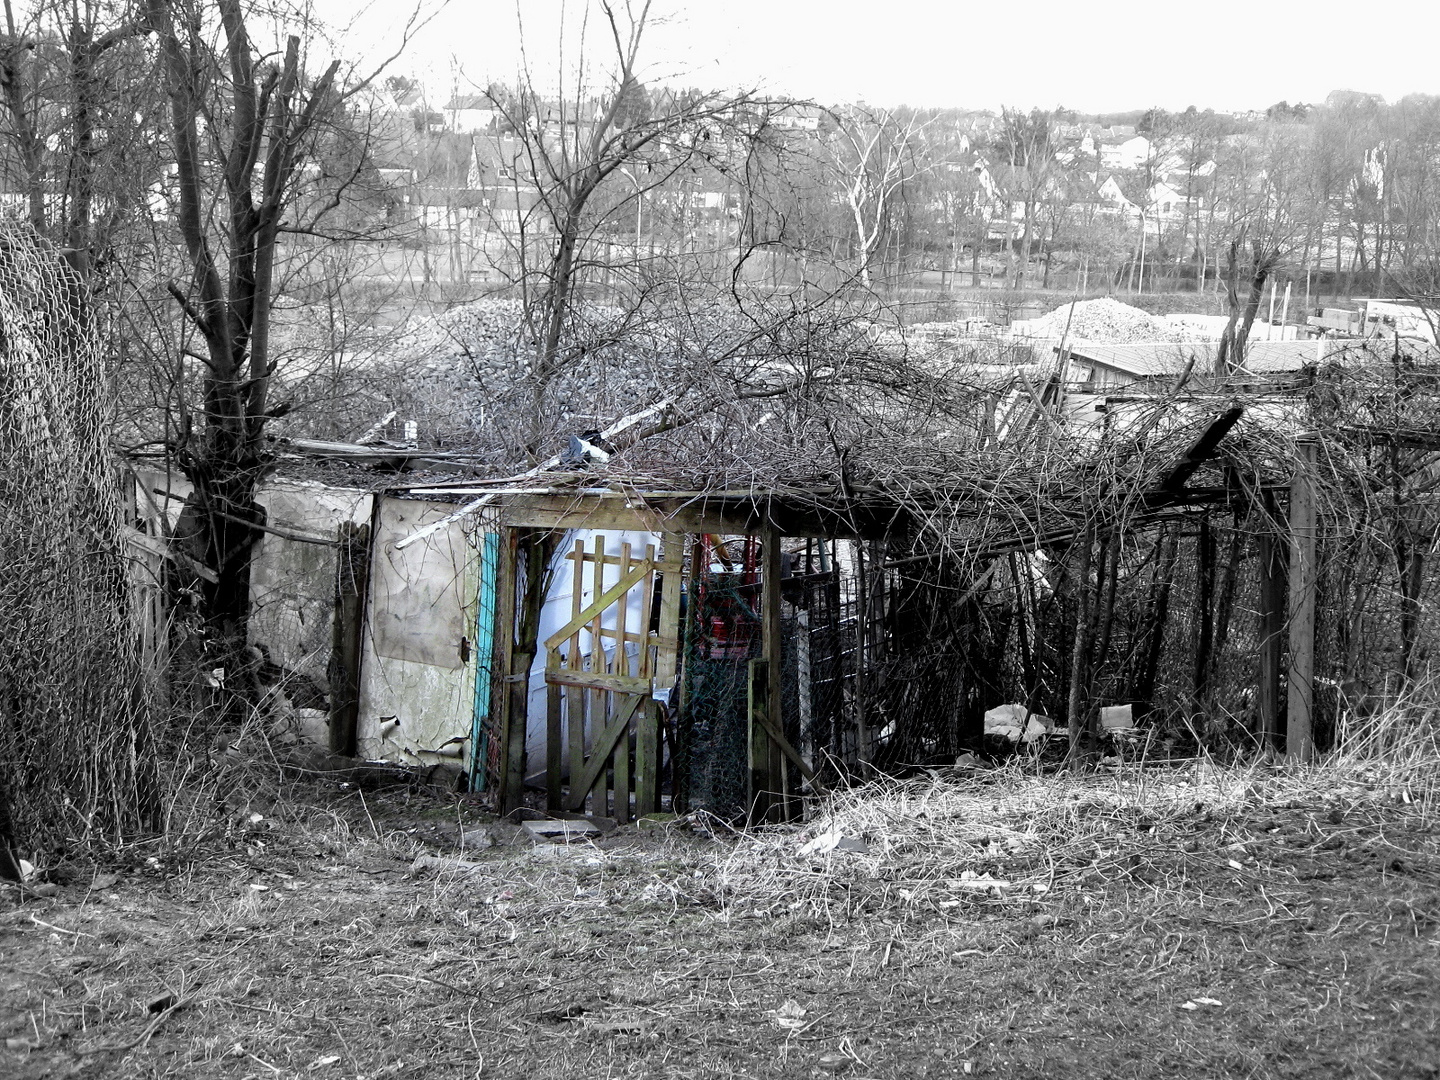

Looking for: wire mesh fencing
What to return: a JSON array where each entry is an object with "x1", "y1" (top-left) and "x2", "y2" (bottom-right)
[{"x1": 0, "y1": 222, "x2": 158, "y2": 874}]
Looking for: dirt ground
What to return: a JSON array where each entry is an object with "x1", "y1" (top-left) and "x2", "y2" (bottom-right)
[{"x1": 2, "y1": 763, "x2": 1438, "y2": 1080}]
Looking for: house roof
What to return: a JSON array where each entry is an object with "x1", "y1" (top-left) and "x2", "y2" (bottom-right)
[{"x1": 1064, "y1": 340, "x2": 1329, "y2": 378}]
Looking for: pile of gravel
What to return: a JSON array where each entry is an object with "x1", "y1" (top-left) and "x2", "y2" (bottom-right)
[{"x1": 1010, "y1": 297, "x2": 1192, "y2": 344}]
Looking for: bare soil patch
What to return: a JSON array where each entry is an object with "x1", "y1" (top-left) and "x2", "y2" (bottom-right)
[{"x1": 2, "y1": 764, "x2": 1437, "y2": 1079}]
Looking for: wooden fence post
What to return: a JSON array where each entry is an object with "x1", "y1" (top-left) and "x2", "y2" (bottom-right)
[
  {"x1": 328, "y1": 520, "x2": 370, "y2": 757},
  {"x1": 1287, "y1": 440, "x2": 1318, "y2": 761},
  {"x1": 1257, "y1": 492, "x2": 1284, "y2": 754},
  {"x1": 493, "y1": 528, "x2": 522, "y2": 813}
]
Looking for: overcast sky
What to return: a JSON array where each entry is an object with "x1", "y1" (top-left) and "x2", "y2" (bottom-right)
[{"x1": 322, "y1": 0, "x2": 1439, "y2": 115}]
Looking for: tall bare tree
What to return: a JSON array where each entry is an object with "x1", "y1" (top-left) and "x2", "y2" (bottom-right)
[
  {"x1": 481, "y1": 0, "x2": 772, "y2": 449},
  {"x1": 144, "y1": 0, "x2": 345, "y2": 661},
  {"x1": 826, "y1": 105, "x2": 922, "y2": 289}
]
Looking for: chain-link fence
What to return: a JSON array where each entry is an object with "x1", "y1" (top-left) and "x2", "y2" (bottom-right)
[{"x1": 0, "y1": 222, "x2": 157, "y2": 875}]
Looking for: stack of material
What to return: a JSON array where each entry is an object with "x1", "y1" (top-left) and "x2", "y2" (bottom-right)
[{"x1": 1010, "y1": 298, "x2": 1192, "y2": 344}]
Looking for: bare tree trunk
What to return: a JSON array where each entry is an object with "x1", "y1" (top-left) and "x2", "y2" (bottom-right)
[{"x1": 1135, "y1": 522, "x2": 1180, "y2": 718}]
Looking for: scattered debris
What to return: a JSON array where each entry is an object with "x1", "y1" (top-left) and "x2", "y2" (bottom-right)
[
  {"x1": 520, "y1": 818, "x2": 603, "y2": 842},
  {"x1": 797, "y1": 828, "x2": 870, "y2": 857},
  {"x1": 983, "y1": 704, "x2": 1054, "y2": 744},
  {"x1": 408, "y1": 855, "x2": 486, "y2": 877},
  {"x1": 767, "y1": 999, "x2": 808, "y2": 1031},
  {"x1": 949, "y1": 870, "x2": 1012, "y2": 892},
  {"x1": 1100, "y1": 704, "x2": 1135, "y2": 731},
  {"x1": 458, "y1": 826, "x2": 497, "y2": 850}
]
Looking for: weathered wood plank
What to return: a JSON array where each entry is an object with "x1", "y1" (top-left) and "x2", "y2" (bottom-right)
[
  {"x1": 761, "y1": 527, "x2": 787, "y2": 821},
  {"x1": 493, "y1": 528, "x2": 521, "y2": 813},
  {"x1": 634, "y1": 542, "x2": 661, "y2": 815},
  {"x1": 1288, "y1": 440, "x2": 1317, "y2": 761},
  {"x1": 564, "y1": 695, "x2": 644, "y2": 811},
  {"x1": 545, "y1": 668, "x2": 652, "y2": 696},
  {"x1": 567, "y1": 537, "x2": 586, "y2": 813},
  {"x1": 546, "y1": 680, "x2": 563, "y2": 812},
  {"x1": 543, "y1": 557, "x2": 655, "y2": 650}
]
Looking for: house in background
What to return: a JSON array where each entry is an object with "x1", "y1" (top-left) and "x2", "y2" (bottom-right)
[{"x1": 445, "y1": 95, "x2": 499, "y2": 134}]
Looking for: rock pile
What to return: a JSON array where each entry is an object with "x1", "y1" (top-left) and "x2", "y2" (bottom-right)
[{"x1": 1011, "y1": 297, "x2": 1191, "y2": 344}]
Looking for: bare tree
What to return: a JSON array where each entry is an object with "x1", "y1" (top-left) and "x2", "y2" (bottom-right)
[
  {"x1": 143, "y1": 0, "x2": 347, "y2": 662},
  {"x1": 826, "y1": 105, "x2": 922, "y2": 289},
  {"x1": 481, "y1": 0, "x2": 768, "y2": 449}
]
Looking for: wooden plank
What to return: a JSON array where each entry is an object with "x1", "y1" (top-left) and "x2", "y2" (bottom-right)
[
  {"x1": 1287, "y1": 439, "x2": 1317, "y2": 761},
  {"x1": 613, "y1": 541, "x2": 633, "y2": 823},
  {"x1": 567, "y1": 537, "x2": 586, "y2": 813},
  {"x1": 612, "y1": 716, "x2": 630, "y2": 823},
  {"x1": 589, "y1": 534, "x2": 608, "y2": 817},
  {"x1": 545, "y1": 680, "x2": 563, "y2": 812},
  {"x1": 329, "y1": 521, "x2": 370, "y2": 758},
  {"x1": 751, "y1": 705, "x2": 828, "y2": 794},
  {"x1": 544, "y1": 668, "x2": 653, "y2": 696},
  {"x1": 502, "y1": 496, "x2": 762, "y2": 536},
  {"x1": 761, "y1": 526, "x2": 787, "y2": 820},
  {"x1": 1257, "y1": 496, "x2": 1284, "y2": 754},
  {"x1": 543, "y1": 556, "x2": 655, "y2": 650},
  {"x1": 493, "y1": 528, "x2": 521, "y2": 814},
  {"x1": 747, "y1": 659, "x2": 774, "y2": 824},
  {"x1": 634, "y1": 543, "x2": 661, "y2": 815},
  {"x1": 564, "y1": 695, "x2": 644, "y2": 810},
  {"x1": 653, "y1": 535, "x2": 684, "y2": 690}
]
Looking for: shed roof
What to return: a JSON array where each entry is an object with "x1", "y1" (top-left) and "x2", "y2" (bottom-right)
[{"x1": 1063, "y1": 340, "x2": 1327, "y2": 378}]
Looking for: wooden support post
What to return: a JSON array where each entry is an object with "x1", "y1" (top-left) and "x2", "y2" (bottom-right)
[
  {"x1": 329, "y1": 521, "x2": 370, "y2": 758},
  {"x1": 493, "y1": 528, "x2": 521, "y2": 813},
  {"x1": 1193, "y1": 515, "x2": 1215, "y2": 708},
  {"x1": 1257, "y1": 495, "x2": 1284, "y2": 754},
  {"x1": 1066, "y1": 524, "x2": 1094, "y2": 760},
  {"x1": 762, "y1": 526, "x2": 786, "y2": 818},
  {"x1": 545, "y1": 682, "x2": 563, "y2": 812},
  {"x1": 639, "y1": 535, "x2": 682, "y2": 816},
  {"x1": 567, "y1": 538, "x2": 586, "y2": 812},
  {"x1": 1287, "y1": 440, "x2": 1318, "y2": 761},
  {"x1": 588, "y1": 534, "x2": 607, "y2": 816},
  {"x1": 612, "y1": 543, "x2": 632, "y2": 823},
  {"x1": 747, "y1": 658, "x2": 772, "y2": 823}
]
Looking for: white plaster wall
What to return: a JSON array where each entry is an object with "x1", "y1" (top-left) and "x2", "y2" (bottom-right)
[
  {"x1": 357, "y1": 498, "x2": 479, "y2": 766},
  {"x1": 247, "y1": 480, "x2": 373, "y2": 690}
]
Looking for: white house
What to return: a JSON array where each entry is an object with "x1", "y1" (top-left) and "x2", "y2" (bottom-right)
[
  {"x1": 445, "y1": 95, "x2": 499, "y2": 134},
  {"x1": 1101, "y1": 135, "x2": 1152, "y2": 170}
]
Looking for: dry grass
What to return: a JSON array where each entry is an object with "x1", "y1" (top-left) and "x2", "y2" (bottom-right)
[{"x1": 2, "y1": 755, "x2": 1437, "y2": 1079}]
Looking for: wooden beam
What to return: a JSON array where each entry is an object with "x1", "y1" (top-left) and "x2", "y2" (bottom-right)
[
  {"x1": 747, "y1": 658, "x2": 774, "y2": 824},
  {"x1": 639, "y1": 544, "x2": 665, "y2": 817},
  {"x1": 1257, "y1": 494, "x2": 1284, "y2": 754},
  {"x1": 544, "y1": 669, "x2": 652, "y2": 696},
  {"x1": 1287, "y1": 439, "x2": 1317, "y2": 761},
  {"x1": 761, "y1": 526, "x2": 786, "y2": 820},
  {"x1": 545, "y1": 680, "x2": 563, "y2": 813},
  {"x1": 329, "y1": 521, "x2": 370, "y2": 758},
  {"x1": 1158, "y1": 407, "x2": 1245, "y2": 493},
  {"x1": 493, "y1": 528, "x2": 521, "y2": 813}
]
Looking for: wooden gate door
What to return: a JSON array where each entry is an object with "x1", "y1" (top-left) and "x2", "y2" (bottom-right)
[{"x1": 543, "y1": 534, "x2": 682, "y2": 822}]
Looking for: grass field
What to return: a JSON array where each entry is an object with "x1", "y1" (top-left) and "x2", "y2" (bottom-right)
[{"x1": 2, "y1": 758, "x2": 1437, "y2": 1079}]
